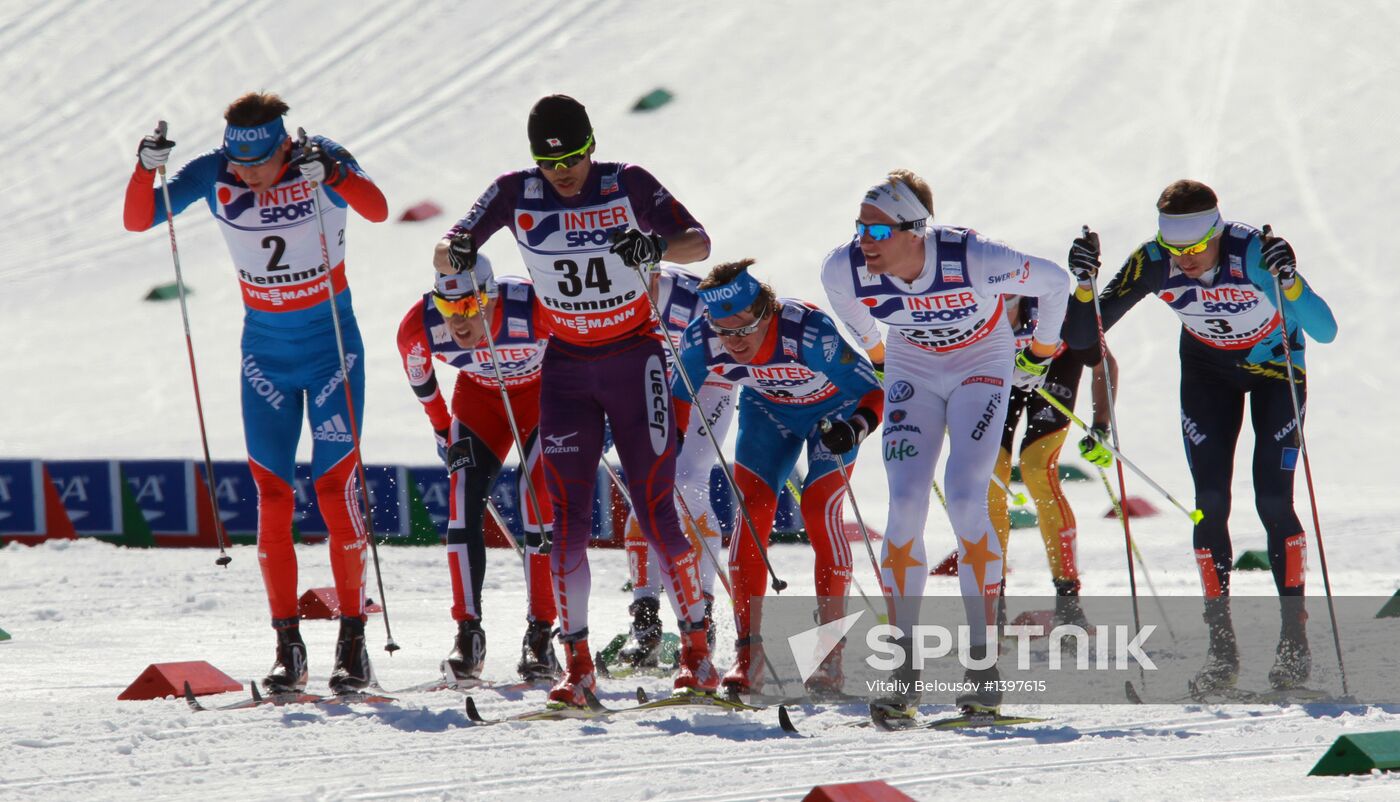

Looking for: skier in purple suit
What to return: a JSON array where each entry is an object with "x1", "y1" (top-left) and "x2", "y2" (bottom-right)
[{"x1": 433, "y1": 95, "x2": 718, "y2": 706}]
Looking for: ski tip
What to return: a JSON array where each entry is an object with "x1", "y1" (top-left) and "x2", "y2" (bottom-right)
[
  {"x1": 1124, "y1": 680, "x2": 1144, "y2": 704},
  {"x1": 778, "y1": 705, "x2": 799, "y2": 734},
  {"x1": 581, "y1": 686, "x2": 609, "y2": 713},
  {"x1": 250, "y1": 682, "x2": 264, "y2": 703},
  {"x1": 635, "y1": 687, "x2": 648, "y2": 704},
  {"x1": 465, "y1": 697, "x2": 485, "y2": 723},
  {"x1": 182, "y1": 681, "x2": 202, "y2": 710}
]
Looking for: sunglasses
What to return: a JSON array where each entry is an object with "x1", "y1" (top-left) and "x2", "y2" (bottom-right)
[
  {"x1": 533, "y1": 135, "x2": 594, "y2": 171},
  {"x1": 1156, "y1": 225, "x2": 1218, "y2": 257},
  {"x1": 855, "y1": 220, "x2": 923, "y2": 241},
  {"x1": 432, "y1": 291, "x2": 488, "y2": 319},
  {"x1": 706, "y1": 302, "x2": 769, "y2": 338}
]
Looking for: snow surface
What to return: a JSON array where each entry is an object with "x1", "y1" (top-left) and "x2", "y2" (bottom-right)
[{"x1": 3, "y1": 0, "x2": 1400, "y2": 799}]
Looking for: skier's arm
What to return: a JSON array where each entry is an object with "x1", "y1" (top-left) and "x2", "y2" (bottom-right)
[
  {"x1": 806, "y1": 312, "x2": 884, "y2": 421},
  {"x1": 396, "y1": 304, "x2": 451, "y2": 432},
  {"x1": 1246, "y1": 238, "x2": 1338, "y2": 344},
  {"x1": 312, "y1": 137, "x2": 388, "y2": 223},
  {"x1": 967, "y1": 234, "x2": 1071, "y2": 356},
  {"x1": 1089, "y1": 347, "x2": 1118, "y2": 430},
  {"x1": 434, "y1": 175, "x2": 519, "y2": 274},
  {"x1": 621, "y1": 165, "x2": 711, "y2": 265},
  {"x1": 122, "y1": 151, "x2": 217, "y2": 232},
  {"x1": 819, "y1": 245, "x2": 884, "y2": 351},
  {"x1": 1064, "y1": 245, "x2": 1157, "y2": 363},
  {"x1": 669, "y1": 321, "x2": 713, "y2": 433}
]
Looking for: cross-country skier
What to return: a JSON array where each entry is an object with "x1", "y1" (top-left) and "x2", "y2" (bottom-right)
[
  {"x1": 821, "y1": 170, "x2": 1072, "y2": 718},
  {"x1": 989, "y1": 296, "x2": 1117, "y2": 628},
  {"x1": 434, "y1": 95, "x2": 716, "y2": 706},
  {"x1": 1064, "y1": 179, "x2": 1337, "y2": 691},
  {"x1": 123, "y1": 92, "x2": 388, "y2": 693},
  {"x1": 673, "y1": 260, "x2": 883, "y2": 697},
  {"x1": 395, "y1": 260, "x2": 560, "y2": 684},
  {"x1": 617, "y1": 266, "x2": 737, "y2": 669}
]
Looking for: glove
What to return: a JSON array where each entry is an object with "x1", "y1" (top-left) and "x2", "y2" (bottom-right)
[
  {"x1": 1068, "y1": 229, "x2": 1101, "y2": 283},
  {"x1": 293, "y1": 140, "x2": 342, "y2": 186},
  {"x1": 1012, "y1": 347, "x2": 1054, "y2": 392},
  {"x1": 1078, "y1": 425, "x2": 1113, "y2": 467},
  {"x1": 137, "y1": 123, "x2": 175, "y2": 171},
  {"x1": 1259, "y1": 227, "x2": 1297, "y2": 283},
  {"x1": 609, "y1": 229, "x2": 667, "y2": 268},
  {"x1": 446, "y1": 233, "x2": 477, "y2": 274},
  {"x1": 819, "y1": 408, "x2": 878, "y2": 455},
  {"x1": 872, "y1": 360, "x2": 885, "y2": 384},
  {"x1": 434, "y1": 427, "x2": 451, "y2": 465}
]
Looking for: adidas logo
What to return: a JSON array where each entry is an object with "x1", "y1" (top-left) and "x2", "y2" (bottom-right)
[{"x1": 312, "y1": 415, "x2": 354, "y2": 443}]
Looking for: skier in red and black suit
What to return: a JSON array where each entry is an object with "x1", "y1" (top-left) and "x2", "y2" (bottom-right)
[{"x1": 396, "y1": 258, "x2": 558, "y2": 685}]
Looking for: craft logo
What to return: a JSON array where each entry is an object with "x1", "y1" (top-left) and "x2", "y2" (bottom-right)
[{"x1": 969, "y1": 392, "x2": 1002, "y2": 441}]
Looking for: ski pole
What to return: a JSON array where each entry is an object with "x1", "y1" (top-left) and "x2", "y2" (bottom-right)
[
  {"x1": 1262, "y1": 224, "x2": 1347, "y2": 695},
  {"x1": 485, "y1": 498, "x2": 526, "y2": 558},
  {"x1": 990, "y1": 472, "x2": 1028, "y2": 506},
  {"x1": 298, "y1": 128, "x2": 398, "y2": 654},
  {"x1": 1097, "y1": 466, "x2": 1178, "y2": 644},
  {"x1": 457, "y1": 266, "x2": 550, "y2": 568},
  {"x1": 1034, "y1": 386, "x2": 1203, "y2": 525},
  {"x1": 627, "y1": 261, "x2": 787, "y2": 592},
  {"x1": 153, "y1": 121, "x2": 231, "y2": 568}
]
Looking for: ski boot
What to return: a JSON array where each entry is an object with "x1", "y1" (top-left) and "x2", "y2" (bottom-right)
[
  {"x1": 721, "y1": 636, "x2": 762, "y2": 698},
  {"x1": 517, "y1": 618, "x2": 561, "y2": 682},
  {"x1": 443, "y1": 619, "x2": 485, "y2": 685},
  {"x1": 869, "y1": 636, "x2": 920, "y2": 726},
  {"x1": 617, "y1": 596, "x2": 663, "y2": 668},
  {"x1": 329, "y1": 616, "x2": 375, "y2": 694},
  {"x1": 263, "y1": 617, "x2": 308, "y2": 693},
  {"x1": 548, "y1": 633, "x2": 597, "y2": 708},
  {"x1": 674, "y1": 621, "x2": 720, "y2": 695},
  {"x1": 955, "y1": 662, "x2": 1004, "y2": 714},
  {"x1": 1051, "y1": 578, "x2": 1091, "y2": 630},
  {"x1": 803, "y1": 642, "x2": 846, "y2": 700},
  {"x1": 1191, "y1": 598, "x2": 1239, "y2": 695},
  {"x1": 1269, "y1": 597, "x2": 1311, "y2": 689}
]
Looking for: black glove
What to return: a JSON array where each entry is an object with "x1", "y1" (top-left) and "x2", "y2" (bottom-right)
[
  {"x1": 1012, "y1": 346, "x2": 1054, "y2": 392},
  {"x1": 1068, "y1": 227, "x2": 1101, "y2": 283},
  {"x1": 609, "y1": 229, "x2": 667, "y2": 268},
  {"x1": 292, "y1": 140, "x2": 342, "y2": 186},
  {"x1": 137, "y1": 122, "x2": 175, "y2": 171},
  {"x1": 1259, "y1": 226, "x2": 1297, "y2": 283},
  {"x1": 820, "y1": 408, "x2": 878, "y2": 455},
  {"x1": 1078, "y1": 425, "x2": 1113, "y2": 467},
  {"x1": 447, "y1": 233, "x2": 477, "y2": 274}
]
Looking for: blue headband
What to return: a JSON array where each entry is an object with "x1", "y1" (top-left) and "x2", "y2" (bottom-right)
[
  {"x1": 223, "y1": 118, "x2": 287, "y2": 166},
  {"x1": 699, "y1": 269, "x2": 762, "y2": 318}
]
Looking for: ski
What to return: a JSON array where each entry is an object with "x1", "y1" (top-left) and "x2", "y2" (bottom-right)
[
  {"x1": 869, "y1": 701, "x2": 1046, "y2": 731},
  {"x1": 182, "y1": 681, "x2": 395, "y2": 711},
  {"x1": 1126, "y1": 679, "x2": 1332, "y2": 705},
  {"x1": 464, "y1": 692, "x2": 612, "y2": 725},
  {"x1": 389, "y1": 676, "x2": 550, "y2": 695}
]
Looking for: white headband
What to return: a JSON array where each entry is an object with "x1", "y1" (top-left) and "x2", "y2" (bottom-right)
[
  {"x1": 862, "y1": 179, "x2": 931, "y2": 225},
  {"x1": 1158, "y1": 207, "x2": 1223, "y2": 246}
]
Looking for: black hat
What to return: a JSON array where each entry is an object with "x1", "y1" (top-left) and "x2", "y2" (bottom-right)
[{"x1": 528, "y1": 94, "x2": 592, "y2": 156}]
